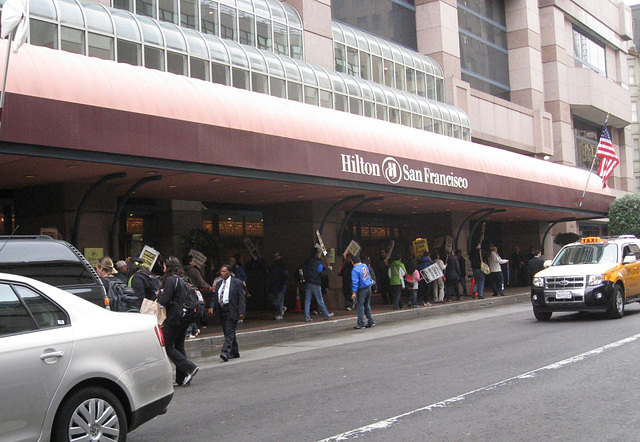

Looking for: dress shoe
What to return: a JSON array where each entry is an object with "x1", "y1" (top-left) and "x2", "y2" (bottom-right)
[{"x1": 220, "y1": 354, "x2": 229, "y2": 362}]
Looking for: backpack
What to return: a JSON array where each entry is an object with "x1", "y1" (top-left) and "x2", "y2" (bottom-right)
[
  {"x1": 107, "y1": 279, "x2": 140, "y2": 312},
  {"x1": 173, "y1": 277, "x2": 204, "y2": 323}
]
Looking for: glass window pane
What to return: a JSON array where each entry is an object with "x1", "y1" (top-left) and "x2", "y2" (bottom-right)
[
  {"x1": 252, "y1": 72, "x2": 268, "y2": 93},
  {"x1": 304, "y1": 86, "x2": 318, "y2": 105},
  {"x1": 349, "y1": 97, "x2": 362, "y2": 115},
  {"x1": 212, "y1": 62, "x2": 230, "y2": 84},
  {"x1": 30, "y1": 19, "x2": 58, "y2": 49},
  {"x1": 238, "y1": 10, "x2": 254, "y2": 46},
  {"x1": 265, "y1": 0, "x2": 286, "y2": 23},
  {"x1": 376, "y1": 104, "x2": 387, "y2": 120},
  {"x1": 282, "y1": 2, "x2": 302, "y2": 27},
  {"x1": 0, "y1": 284, "x2": 33, "y2": 335},
  {"x1": 145, "y1": 45, "x2": 164, "y2": 70},
  {"x1": 117, "y1": 39, "x2": 141, "y2": 65},
  {"x1": 205, "y1": 35, "x2": 229, "y2": 62},
  {"x1": 88, "y1": 32, "x2": 114, "y2": 60},
  {"x1": 347, "y1": 46, "x2": 359, "y2": 76},
  {"x1": 273, "y1": 22, "x2": 287, "y2": 55},
  {"x1": 280, "y1": 55, "x2": 302, "y2": 82},
  {"x1": 253, "y1": 0, "x2": 270, "y2": 18},
  {"x1": 256, "y1": 16, "x2": 271, "y2": 51},
  {"x1": 394, "y1": 62, "x2": 404, "y2": 90},
  {"x1": 226, "y1": 41, "x2": 249, "y2": 67},
  {"x1": 363, "y1": 101, "x2": 374, "y2": 118},
  {"x1": 232, "y1": 67, "x2": 249, "y2": 89},
  {"x1": 57, "y1": 0, "x2": 84, "y2": 27},
  {"x1": 263, "y1": 51, "x2": 285, "y2": 77},
  {"x1": 159, "y1": 0, "x2": 178, "y2": 23},
  {"x1": 289, "y1": 27, "x2": 302, "y2": 59},
  {"x1": 406, "y1": 68, "x2": 415, "y2": 94},
  {"x1": 184, "y1": 29, "x2": 208, "y2": 58},
  {"x1": 84, "y1": 4, "x2": 114, "y2": 34},
  {"x1": 383, "y1": 60, "x2": 393, "y2": 87},
  {"x1": 270, "y1": 77, "x2": 286, "y2": 98},
  {"x1": 30, "y1": 0, "x2": 57, "y2": 20},
  {"x1": 334, "y1": 42, "x2": 346, "y2": 73},
  {"x1": 287, "y1": 82, "x2": 302, "y2": 102},
  {"x1": 319, "y1": 89, "x2": 332, "y2": 108},
  {"x1": 360, "y1": 52, "x2": 371, "y2": 80},
  {"x1": 159, "y1": 22, "x2": 187, "y2": 51},
  {"x1": 200, "y1": 0, "x2": 218, "y2": 35},
  {"x1": 15, "y1": 285, "x2": 68, "y2": 329},
  {"x1": 61, "y1": 26, "x2": 84, "y2": 55},
  {"x1": 335, "y1": 94, "x2": 347, "y2": 112},
  {"x1": 137, "y1": 0, "x2": 157, "y2": 18},
  {"x1": 371, "y1": 55, "x2": 382, "y2": 83},
  {"x1": 190, "y1": 57, "x2": 209, "y2": 80},
  {"x1": 138, "y1": 16, "x2": 164, "y2": 45},
  {"x1": 180, "y1": 0, "x2": 198, "y2": 29},
  {"x1": 112, "y1": 10, "x2": 142, "y2": 41},
  {"x1": 167, "y1": 51, "x2": 187, "y2": 74},
  {"x1": 220, "y1": 4, "x2": 237, "y2": 40},
  {"x1": 416, "y1": 72, "x2": 426, "y2": 97}
]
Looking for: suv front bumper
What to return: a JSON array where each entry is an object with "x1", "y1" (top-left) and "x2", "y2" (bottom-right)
[{"x1": 531, "y1": 281, "x2": 615, "y2": 312}]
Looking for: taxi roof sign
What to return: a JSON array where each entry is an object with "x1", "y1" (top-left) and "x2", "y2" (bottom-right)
[{"x1": 580, "y1": 237, "x2": 603, "y2": 244}]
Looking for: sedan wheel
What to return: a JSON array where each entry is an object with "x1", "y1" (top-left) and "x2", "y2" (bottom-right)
[{"x1": 53, "y1": 386, "x2": 127, "y2": 441}]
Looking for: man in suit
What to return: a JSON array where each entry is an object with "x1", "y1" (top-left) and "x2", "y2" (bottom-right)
[{"x1": 207, "y1": 264, "x2": 246, "y2": 362}]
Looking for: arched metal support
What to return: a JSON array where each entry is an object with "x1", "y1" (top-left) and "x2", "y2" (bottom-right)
[
  {"x1": 466, "y1": 209, "x2": 506, "y2": 253},
  {"x1": 454, "y1": 208, "x2": 494, "y2": 253},
  {"x1": 338, "y1": 196, "x2": 384, "y2": 256},
  {"x1": 73, "y1": 172, "x2": 127, "y2": 248},
  {"x1": 541, "y1": 216, "x2": 603, "y2": 255},
  {"x1": 109, "y1": 175, "x2": 162, "y2": 257},
  {"x1": 318, "y1": 194, "x2": 365, "y2": 236}
]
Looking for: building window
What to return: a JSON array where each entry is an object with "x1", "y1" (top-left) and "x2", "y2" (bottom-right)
[
  {"x1": 630, "y1": 64, "x2": 636, "y2": 85},
  {"x1": 634, "y1": 138, "x2": 640, "y2": 161},
  {"x1": 458, "y1": 0, "x2": 510, "y2": 101},
  {"x1": 574, "y1": 117, "x2": 602, "y2": 170},
  {"x1": 126, "y1": 217, "x2": 144, "y2": 234},
  {"x1": 633, "y1": 102, "x2": 638, "y2": 123},
  {"x1": 573, "y1": 27, "x2": 606, "y2": 77}
]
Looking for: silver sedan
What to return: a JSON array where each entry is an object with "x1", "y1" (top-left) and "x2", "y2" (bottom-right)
[{"x1": 0, "y1": 273, "x2": 174, "y2": 441}]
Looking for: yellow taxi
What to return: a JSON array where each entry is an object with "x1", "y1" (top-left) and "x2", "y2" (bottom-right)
[{"x1": 530, "y1": 235, "x2": 640, "y2": 320}]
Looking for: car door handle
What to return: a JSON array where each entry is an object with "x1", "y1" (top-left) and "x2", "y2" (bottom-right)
[{"x1": 40, "y1": 350, "x2": 65, "y2": 360}]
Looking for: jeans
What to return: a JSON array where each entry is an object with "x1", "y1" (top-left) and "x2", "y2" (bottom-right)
[
  {"x1": 391, "y1": 284, "x2": 403, "y2": 309},
  {"x1": 355, "y1": 286, "x2": 374, "y2": 327},
  {"x1": 472, "y1": 269, "x2": 486, "y2": 298},
  {"x1": 408, "y1": 289, "x2": 418, "y2": 306},
  {"x1": 269, "y1": 291, "x2": 285, "y2": 315},
  {"x1": 304, "y1": 283, "x2": 330, "y2": 319}
]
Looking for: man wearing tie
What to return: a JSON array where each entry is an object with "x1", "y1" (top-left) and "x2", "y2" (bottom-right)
[{"x1": 207, "y1": 264, "x2": 246, "y2": 362}]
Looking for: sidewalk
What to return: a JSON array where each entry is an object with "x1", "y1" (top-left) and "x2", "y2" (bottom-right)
[{"x1": 185, "y1": 286, "x2": 532, "y2": 358}]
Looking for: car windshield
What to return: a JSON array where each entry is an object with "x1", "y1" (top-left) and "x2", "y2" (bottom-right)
[{"x1": 551, "y1": 243, "x2": 618, "y2": 266}]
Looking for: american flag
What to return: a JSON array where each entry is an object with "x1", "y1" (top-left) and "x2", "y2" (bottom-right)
[{"x1": 595, "y1": 126, "x2": 619, "y2": 189}]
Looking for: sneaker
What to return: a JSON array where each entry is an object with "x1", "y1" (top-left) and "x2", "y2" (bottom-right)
[
  {"x1": 311, "y1": 310, "x2": 319, "y2": 315},
  {"x1": 365, "y1": 322, "x2": 376, "y2": 328},
  {"x1": 193, "y1": 328, "x2": 200, "y2": 337},
  {"x1": 346, "y1": 306, "x2": 352, "y2": 311},
  {"x1": 281, "y1": 306, "x2": 288, "y2": 317},
  {"x1": 353, "y1": 325, "x2": 365, "y2": 329},
  {"x1": 324, "y1": 313, "x2": 335, "y2": 320},
  {"x1": 305, "y1": 317, "x2": 313, "y2": 322},
  {"x1": 274, "y1": 315, "x2": 283, "y2": 320},
  {"x1": 182, "y1": 366, "x2": 199, "y2": 386}
]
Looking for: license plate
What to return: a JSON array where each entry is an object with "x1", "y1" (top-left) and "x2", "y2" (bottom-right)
[{"x1": 555, "y1": 291, "x2": 573, "y2": 300}]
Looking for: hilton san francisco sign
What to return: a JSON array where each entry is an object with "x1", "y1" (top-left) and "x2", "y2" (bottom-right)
[{"x1": 340, "y1": 153, "x2": 469, "y2": 189}]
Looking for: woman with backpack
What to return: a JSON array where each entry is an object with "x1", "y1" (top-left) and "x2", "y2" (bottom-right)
[{"x1": 158, "y1": 256, "x2": 199, "y2": 387}]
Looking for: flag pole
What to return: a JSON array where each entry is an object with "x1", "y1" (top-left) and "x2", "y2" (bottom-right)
[
  {"x1": 579, "y1": 113, "x2": 609, "y2": 207},
  {"x1": 0, "y1": 29, "x2": 16, "y2": 132}
]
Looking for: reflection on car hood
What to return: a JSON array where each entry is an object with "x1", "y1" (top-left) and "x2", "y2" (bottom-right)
[{"x1": 536, "y1": 263, "x2": 616, "y2": 277}]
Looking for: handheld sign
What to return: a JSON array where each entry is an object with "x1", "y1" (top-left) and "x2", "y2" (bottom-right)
[
  {"x1": 315, "y1": 230, "x2": 328, "y2": 257},
  {"x1": 420, "y1": 262, "x2": 443, "y2": 283},
  {"x1": 139, "y1": 245, "x2": 160, "y2": 270},
  {"x1": 343, "y1": 240, "x2": 361, "y2": 258}
]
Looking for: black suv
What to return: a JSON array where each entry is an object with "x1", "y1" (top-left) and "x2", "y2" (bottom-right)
[{"x1": 0, "y1": 235, "x2": 108, "y2": 307}]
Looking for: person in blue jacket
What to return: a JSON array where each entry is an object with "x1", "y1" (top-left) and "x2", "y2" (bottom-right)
[{"x1": 350, "y1": 254, "x2": 375, "y2": 330}]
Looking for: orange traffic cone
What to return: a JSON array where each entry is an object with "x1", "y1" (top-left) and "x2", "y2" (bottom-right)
[
  {"x1": 470, "y1": 278, "x2": 475, "y2": 297},
  {"x1": 294, "y1": 286, "x2": 304, "y2": 313}
]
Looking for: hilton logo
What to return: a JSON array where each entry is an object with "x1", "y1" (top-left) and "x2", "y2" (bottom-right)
[{"x1": 340, "y1": 153, "x2": 469, "y2": 189}]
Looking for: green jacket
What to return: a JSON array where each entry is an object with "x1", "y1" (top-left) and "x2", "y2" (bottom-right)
[{"x1": 389, "y1": 260, "x2": 406, "y2": 286}]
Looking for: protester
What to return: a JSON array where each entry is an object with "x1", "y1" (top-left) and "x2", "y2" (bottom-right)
[
  {"x1": 128, "y1": 258, "x2": 159, "y2": 308},
  {"x1": 158, "y1": 256, "x2": 199, "y2": 386},
  {"x1": 431, "y1": 250, "x2": 446, "y2": 303},
  {"x1": 444, "y1": 249, "x2": 462, "y2": 301},
  {"x1": 455, "y1": 250, "x2": 468, "y2": 297},
  {"x1": 268, "y1": 252, "x2": 289, "y2": 320},
  {"x1": 96, "y1": 256, "x2": 118, "y2": 293},
  {"x1": 469, "y1": 243, "x2": 490, "y2": 299},
  {"x1": 301, "y1": 246, "x2": 334, "y2": 322},
  {"x1": 375, "y1": 250, "x2": 390, "y2": 304},
  {"x1": 183, "y1": 255, "x2": 211, "y2": 338},
  {"x1": 388, "y1": 255, "x2": 406, "y2": 310},
  {"x1": 351, "y1": 254, "x2": 375, "y2": 329},
  {"x1": 416, "y1": 252, "x2": 433, "y2": 306},
  {"x1": 114, "y1": 260, "x2": 129, "y2": 284},
  {"x1": 338, "y1": 253, "x2": 355, "y2": 311},
  {"x1": 207, "y1": 264, "x2": 246, "y2": 362},
  {"x1": 488, "y1": 246, "x2": 508, "y2": 296},
  {"x1": 405, "y1": 263, "x2": 420, "y2": 308}
]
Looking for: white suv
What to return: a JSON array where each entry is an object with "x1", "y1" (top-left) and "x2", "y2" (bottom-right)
[{"x1": 530, "y1": 236, "x2": 640, "y2": 321}]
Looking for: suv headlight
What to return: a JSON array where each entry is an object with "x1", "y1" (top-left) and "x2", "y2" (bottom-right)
[
  {"x1": 587, "y1": 274, "x2": 603, "y2": 286},
  {"x1": 533, "y1": 276, "x2": 544, "y2": 288}
]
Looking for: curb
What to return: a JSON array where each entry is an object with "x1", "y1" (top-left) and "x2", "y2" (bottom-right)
[{"x1": 185, "y1": 292, "x2": 531, "y2": 358}]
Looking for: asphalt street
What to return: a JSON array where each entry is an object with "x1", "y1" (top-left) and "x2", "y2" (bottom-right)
[{"x1": 129, "y1": 301, "x2": 640, "y2": 441}]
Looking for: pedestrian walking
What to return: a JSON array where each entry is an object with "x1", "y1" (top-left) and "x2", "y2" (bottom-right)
[{"x1": 351, "y1": 254, "x2": 375, "y2": 329}]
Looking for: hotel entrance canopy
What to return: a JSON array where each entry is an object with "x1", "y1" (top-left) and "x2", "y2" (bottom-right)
[{"x1": 0, "y1": 44, "x2": 614, "y2": 221}]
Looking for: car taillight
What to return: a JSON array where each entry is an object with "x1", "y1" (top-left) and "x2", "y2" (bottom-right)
[{"x1": 154, "y1": 325, "x2": 165, "y2": 347}]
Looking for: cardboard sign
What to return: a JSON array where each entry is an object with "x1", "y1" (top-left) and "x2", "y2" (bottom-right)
[
  {"x1": 413, "y1": 238, "x2": 429, "y2": 257},
  {"x1": 315, "y1": 230, "x2": 328, "y2": 256},
  {"x1": 139, "y1": 245, "x2": 160, "y2": 270},
  {"x1": 343, "y1": 240, "x2": 361, "y2": 258},
  {"x1": 84, "y1": 248, "x2": 103, "y2": 268},
  {"x1": 420, "y1": 262, "x2": 443, "y2": 283},
  {"x1": 243, "y1": 237, "x2": 260, "y2": 260},
  {"x1": 188, "y1": 248, "x2": 207, "y2": 270}
]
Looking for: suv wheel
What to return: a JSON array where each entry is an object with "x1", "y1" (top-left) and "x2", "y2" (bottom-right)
[
  {"x1": 607, "y1": 285, "x2": 625, "y2": 319},
  {"x1": 533, "y1": 308, "x2": 552, "y2": 321},
  {"x1": 53, "y1": 386, "x2": 127, "y2": 441}
]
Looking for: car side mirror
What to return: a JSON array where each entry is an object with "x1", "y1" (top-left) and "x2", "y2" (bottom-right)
[
  {"x1": 543, "y1": 260, "x2": 552, "y2": 268},
  {"x1": 623, "y1": 255, "x2": 637, "y2": 264}
]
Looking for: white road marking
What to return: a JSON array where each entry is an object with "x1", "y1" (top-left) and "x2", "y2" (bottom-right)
[{"x1": 319, "y1": 333, "x2": 640, "y2": 441}]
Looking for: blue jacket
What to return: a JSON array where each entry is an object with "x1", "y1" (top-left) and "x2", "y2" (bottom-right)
[{"x1": 351, "y1": 263, "x2": 373, "y2": 293}]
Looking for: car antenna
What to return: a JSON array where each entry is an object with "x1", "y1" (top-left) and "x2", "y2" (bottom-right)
[{"x1": 0, "y1": 225, "x2": 19, "y2": 256}]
